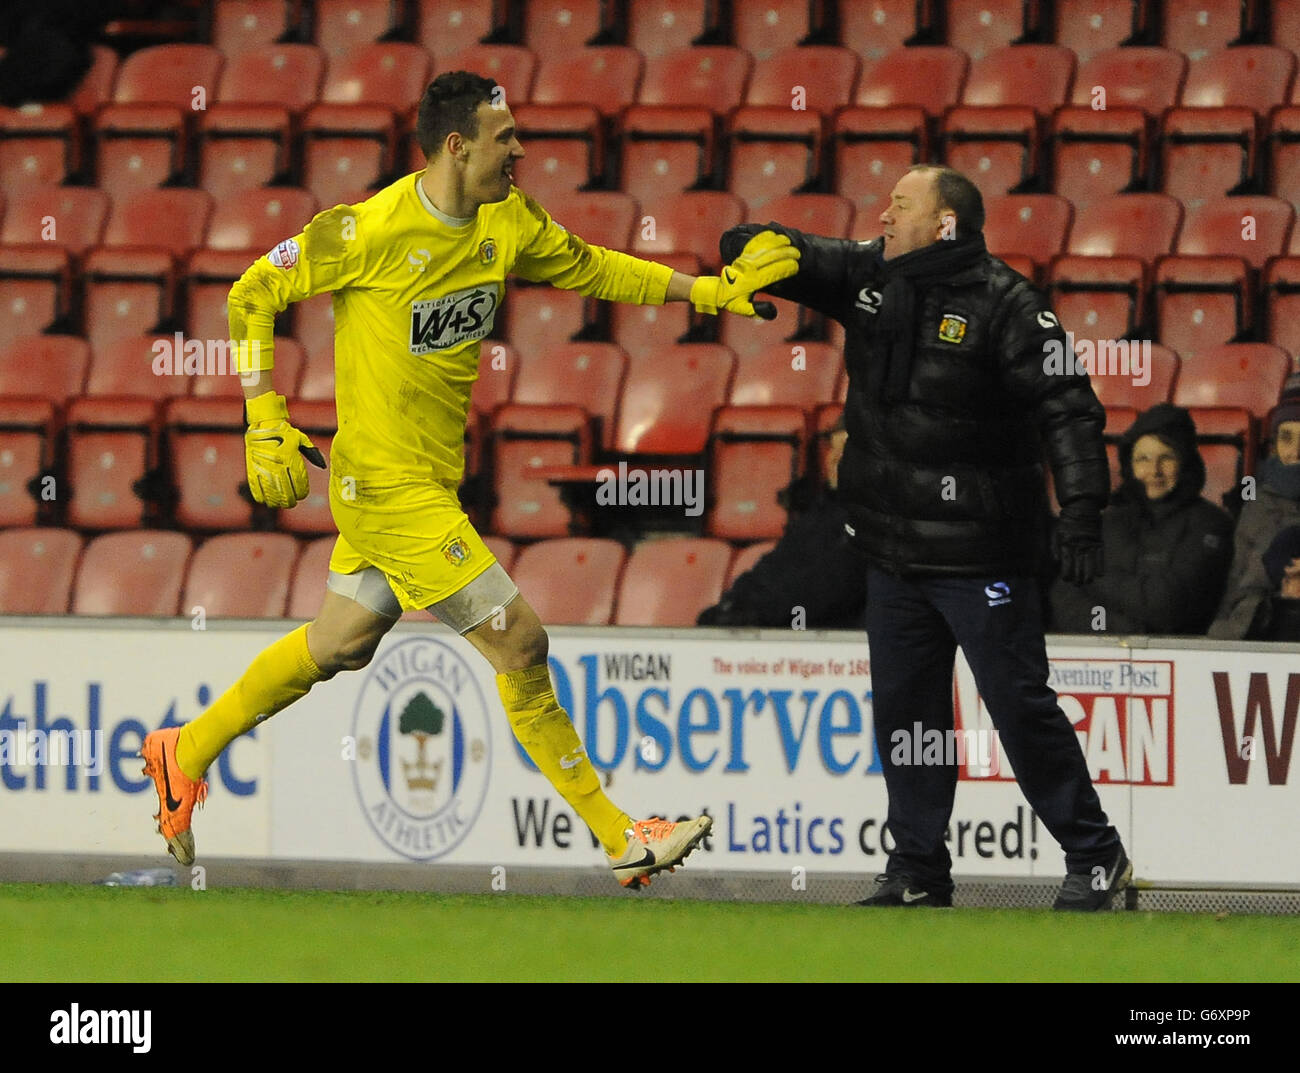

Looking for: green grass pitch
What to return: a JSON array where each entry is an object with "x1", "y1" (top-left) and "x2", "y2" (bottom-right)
[{"x1": 1, "y1": 883, "x2": 1296, "y2": 982}]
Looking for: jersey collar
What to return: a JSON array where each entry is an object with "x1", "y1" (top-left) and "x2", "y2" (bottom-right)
[{"x1": 415, "y1": 174, "x2": 476, "y2": 228}]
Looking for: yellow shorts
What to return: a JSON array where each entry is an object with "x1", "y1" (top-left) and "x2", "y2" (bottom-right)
[{"x1": 327, "y1": 475, "x2": 497, "y2": 611}]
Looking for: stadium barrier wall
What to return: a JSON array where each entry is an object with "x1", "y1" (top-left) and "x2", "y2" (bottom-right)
[{"x1": 0, "y1": 619, "x2": 1296, "y2": 886}]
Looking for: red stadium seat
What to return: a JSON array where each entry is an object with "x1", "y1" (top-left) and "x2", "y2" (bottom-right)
[
  {"x1": 747, "y1": 47, "x2": 861, "y2": 114},
  {"x1": 1053, "y1": 0, "x2": 1151, "y2": 65},
  {"x1": 92, "y1": 105, "x2": 186, "y2": 201},
  {"x1": 1067, "y1": 194, "x2": 1182, "y2": 259},
  {"x1": 1159, "y1": 107, "x2": 1258, "y2": 209},
  {"x1": 733, "y1": 0, "x2": 816, "y2": 61},
  {"x1": 0, "y1": 246, "x2": 73, "y2": 349},
  {"x1": 617, "y1": 105, "x2": 715, "y2": 201},
  {"x1": 216, "y1": 44, "x2": 326, "y2": 110},
  {"x1": 1154, "y1": 255, "x2": 1250, "y2": 360},
  {"x1": 490, "y1": 403, "x2": 592, "y2": 537},
  {"x1": 504, "y1": 286, "x2": 592, "y2": 362},
  {"x1": 983, "y1": 195, "x2": 1073, "y2": 269},
  {"x1": 286, "y1": 534, "x2": 334, "y2": 619},
  {"x1": 1180, "y1": 46, "x2": 1295, "y2": 112},
  {"x1": 1186, "y1": 406, "x2": 1255, "y2": 508},
  {"x1": 832, "y1": 107, "x2": 928, "y2": 219},
  {"x1": 947, "y1": 0, "x2": 1037, "y2": 62},
  {"x1": 0, "y1": 528, "x2": 81, "y2": 613},
  {"x1": 1047, "y1": 256, "x2": 1147, "y2": 346},
  {"x1": 962, "y1": 46, "x2": 1075, "y2": 113},
  {"x1": 1274, "y1": 1, "x2": 1300, "y2": 54},
  {"x1": 301, "y1": 104, "x2": 396, "y2": 207},
  {"x1": 113, "y1": 45, "x2": 225, "y2": 108},
  {"x1": 1264, "y1": 257, "x2": 1300, "y2": 362},
  {"x1": 414, "y1": 0, "x2": 502, "y2": 60},
  {"x1": 1069, "y1": 47, "x2": 1186, "y2": 115},
  {"x1": 726, "y1": 108, "x2": 823, "y2": 213},
  {"x1": 164, "y1": 398, "x2": 255, "y2": 530},
  {"x1": 64, "y1": 396, "x2": 159, "y2": 530},
  {"x1": 1162, "y1": 0, "x2": 1254, "y2": 62},
  {"x1": 483, "y1": 534, "x2": 517, "y2": 572},
  {"x1": 0, "y1": 334, "x2": 88, "y2": 405},
  {"x1": 615, "y1": 345, "x2": 735, "y2": 455},
  {"x1": 630, "y1": 191, "x2": 745, "y2": 269},
  {"x1": 103, "y1": 189, "x2": 213, "y2": 258},
  {"x1": 0, "y1": 103, "x2": 81, "y2": 192},
  {"x1": 610, "y1": 252, "x2": 699, "y2": 362},
  {"x1": 182, "y1": 532, "x2": 299, "y2": 617},
  {"x1": 512, "y1": 538, "x2": 625, "y2": 625},
  {"x1": 940, "y1": 107, "x2": 1041, "y2": 200},
  {"x1": 205, "y1": 187, "x2": 318, "y2": 253},
  {"x1": 321, "y1": 44, "x2": 433, "y2": 109},
  {"x1": 197, "y1": 105, "x2": 294, "y2": 200},
  {"x1": 81, "y1": 248, "x2": 175, "y2": 354},
  {"x1": 0, "y1": 186, "x2": 108, "y2": 255},
  {"x1": 312, "y1": 0, "x2": 402, "y2": 60},
  {"x1": 613, "y1": 537, "x2": 732, "y2": 626},
  {"x1": 762, "y1": 193, "x2": 854, "y2": 238},
  {"x1": 531, "y1": 48, "x2": 643, "y2": 117},
  {"x1": 523, "y1": 0, "x2": 608, "y2": 55},
  {"x1": 439, "y1": 46, "x2": 537, "y2": 106},
  {"x1": 1269, "y1": 107, "x2": 1300, "y2": 205},
  {"x1": 730, "y1": 342, "x2": 841, "y2": 408},
  {"x1": 718, "y1": 294, "x2": 810, "y2": 362},
  {"x1": 1176, "y1": 197, "x2": 1293, "y2": 270},
  {"x1": 71, "y1": 530, "x2": 191, "y2": 615},
  {"x1": 855, "y1": 46, "x2": 968, "y2": 116},
  {"x1": 272, "y1": 399, "x2": 337, "y2": 535},
  {"x1": 726, "y1": 539, "x2": 778, "y2": 587},
  {"x1": 68, "y1": 46, "x2": 119, "y2": 115},
  {"x1": 706, "y1": 405, "x2": 807, "y2": 540},
  {"x1": 542, "y1": 192, "x2": 637, "y2": 249},
  {"x1": 212, "y1": 1, "x2": 294, "y2": 58},
  {"x1": 511, "y1": 105, "x2": 603, "y2": 199},
  {"x1": 1088, "y1": 342, "x2": 1179, "y2": 409},
  {"x1": 512, "y1": 342, "x2": 628, "y2": 450},
  {"x1": 0, "y1": 400, "x2": 57, "y2": 527},
  {"x1": 1049, "y1": 107, "x2": 1150, "y2": 212},
  {"x1": 627, "y1": 0, "x2": 715, "y2": 60},
  {"x1": 185, "y1": 249, "x2": 258, "y2": 343},
  {"x1": 1172, "y1": 344, "x2": 1290, "y2": 423},
  {"x1": 87, "y1": 336, "x2": 188, "y2": 401},
  {"x1": 639, "y1": 48, "x2": 752, "y2": 112},
  {"x1": 841, "y1": 0, "x2": 926, "y2": 61}
]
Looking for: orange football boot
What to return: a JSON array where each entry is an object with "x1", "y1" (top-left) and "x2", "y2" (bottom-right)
[{"x1": 139, "y1": 727, "x2": 208, "y2": 866}]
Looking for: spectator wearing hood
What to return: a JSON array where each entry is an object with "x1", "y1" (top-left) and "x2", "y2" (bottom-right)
[
  {"x1": 1258, "y1": 526, "x2": 1300, "y2": 642},
  {"x1": 1209, "y1": 382, "x2": 1300, "y2": 639},
  {"x1": 1051, "y1": 404, "x2": 1233, "y2": 635}
]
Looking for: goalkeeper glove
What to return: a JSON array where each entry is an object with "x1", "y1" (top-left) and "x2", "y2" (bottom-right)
[
  {"x1": 690, "y1": 230, "x2": 801, "y2": 320},
  {"x1": 244, "y1": 390, "x2": 326, "y2": 508}
]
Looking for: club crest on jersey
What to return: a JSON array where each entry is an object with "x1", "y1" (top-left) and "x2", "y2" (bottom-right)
[
  {"x1": 410, "y1": 284, "x2": 499, "y2": 353},
  {"x1": 477, "y1": 238, "x2": 496, "y2": 265},
  {"x1": 938, "y1": 313, "x2": 967, "y2": 344},
  {"x1": 441, "y1": 537, "x2": 472, "y2": 566},
  {"x1": 267, "y1": 238, "x2": 299, "y2": 269}
]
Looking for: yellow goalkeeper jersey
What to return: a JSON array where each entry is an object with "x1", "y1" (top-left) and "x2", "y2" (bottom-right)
[{"x1": 227, "y1": 174, "x2": 673, "y2": 485}]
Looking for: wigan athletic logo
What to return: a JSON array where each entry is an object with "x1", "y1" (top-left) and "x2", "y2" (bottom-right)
[
  {"x1": 351, "y1": 638, "x2": 492, "y2": 861},
  {"x1": 478, "y1": 238, "x2": 496, "y2": 265},
  {"x1": 938, "y1": 313, "x2": 968, "y2": 344},
  {"x1": 441, "y1": 536, "x2": 472, "y2": 566}
]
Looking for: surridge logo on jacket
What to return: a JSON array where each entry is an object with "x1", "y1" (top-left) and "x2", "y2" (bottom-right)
[{"x1": 409, "y1": 284, "x2": 499, "y2": 353}]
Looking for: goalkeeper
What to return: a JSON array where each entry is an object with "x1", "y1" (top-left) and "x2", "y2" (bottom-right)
[{"x1": 140, "y1": 71, "x2": 798, "y2": 889}]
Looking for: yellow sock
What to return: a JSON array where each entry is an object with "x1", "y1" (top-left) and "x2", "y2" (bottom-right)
[
  {"x1": 497, "y1": 664, "x2": 631, "y2": 856},
  {"x1": 176, "y1": 624, "x2": 323, "y2": 780}
]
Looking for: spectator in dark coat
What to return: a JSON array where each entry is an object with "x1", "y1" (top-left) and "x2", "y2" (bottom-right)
[
  {"x1": 1258, "y1": 526, "x2": 1300, "y2": 641},
  {"x1": 1209, "y1": 384, "x2": 1300, "y2": 639},
  {"x1": 1051, "y1": 403, "x2": 1233, "y2": 635},
  {"x1": 697, "y1": 419, "x2": 866, "y2": 628}
]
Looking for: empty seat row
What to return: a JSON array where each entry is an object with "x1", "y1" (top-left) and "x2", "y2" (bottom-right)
[{"x1": 0, "y1": 526, "x2": 773, "y2": 628}]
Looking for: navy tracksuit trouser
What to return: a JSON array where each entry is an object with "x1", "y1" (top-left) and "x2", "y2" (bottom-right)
[{"x1": 865, "y1": 566, "x2": 1121, "y2": 891}]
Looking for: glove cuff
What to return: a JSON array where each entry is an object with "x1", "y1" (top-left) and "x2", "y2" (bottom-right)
[
  {"x1": 245, "y1": 390, "x2": 289, "y2": 426},
  {"x1": 689, "y1": 276, "x2": 721, "y2": 315}
]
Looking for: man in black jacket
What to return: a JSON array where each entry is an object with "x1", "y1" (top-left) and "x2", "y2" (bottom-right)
[{"x1": 723, "y1": 164, "x2": 1130, "y2": 910}]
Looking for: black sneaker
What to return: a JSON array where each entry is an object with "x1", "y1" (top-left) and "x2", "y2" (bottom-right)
[
  {"x1": 1053, "y1": 846, "x2": 1132, "y2": 911},
  {"x1": 853, "y1": 872, "x2": 953, "y2": 908}
]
